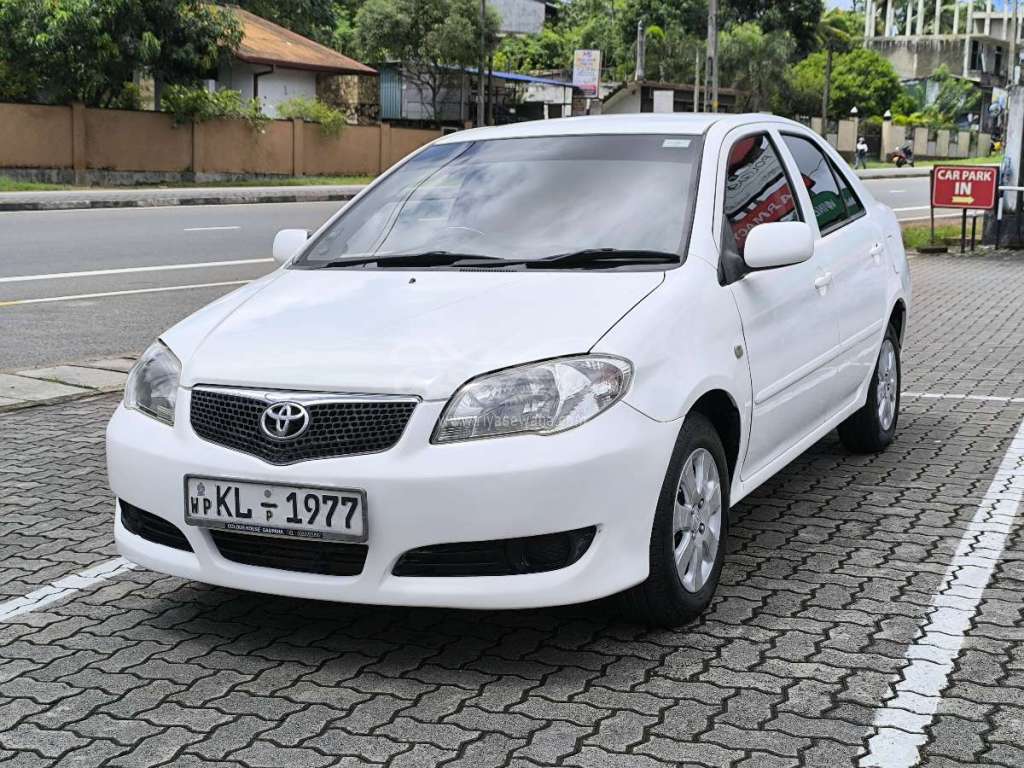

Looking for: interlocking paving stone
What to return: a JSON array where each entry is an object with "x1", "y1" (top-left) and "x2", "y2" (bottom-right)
[{"x1": 3, "y1": 252, "x2": 1024, "y2": 766}]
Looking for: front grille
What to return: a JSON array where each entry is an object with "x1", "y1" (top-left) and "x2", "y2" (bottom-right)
[
  {"x1": 393, "y1": 527, "x2": 597, "y2": 577},
  {"x1": 120, "y1": 500, "x2": 193, "y2": 552},
  {"x1": 210, "y1": 530, "x2": 367, "y2": 576},
  {"x1": 190, "y1": 388, "x2": 416, "y2": 465}
]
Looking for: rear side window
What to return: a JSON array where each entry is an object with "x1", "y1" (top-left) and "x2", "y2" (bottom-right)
[
  {"x1": 723, "y1": 133, "x2": 800, "y2": 256},
  {"x1": 782, "y1": 134, "x2": 865, "y2": 233}
]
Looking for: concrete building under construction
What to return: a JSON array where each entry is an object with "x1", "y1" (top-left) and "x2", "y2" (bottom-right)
[{"x1": 864, "y1": 0, "x2": 1022, "y2": 130}]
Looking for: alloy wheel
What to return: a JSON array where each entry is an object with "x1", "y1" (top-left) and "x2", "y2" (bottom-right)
[
  {"x1": 672, "y1": 447, "x2": 722, "y2": 593},
  {"x1": 877, "y1": 338, "x2": 898, "y2": 431}
]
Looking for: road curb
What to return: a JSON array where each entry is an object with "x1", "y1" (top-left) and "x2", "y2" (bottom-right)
[
  {"x1": 0, "y1": 186, "x2": 364, "y2": 212},
  {"x1": 856, "y1": 167, "x2": 932, "y2": 179},
  {"x1": 0, "y1": 358, "x2": 134, "y2": 413}
]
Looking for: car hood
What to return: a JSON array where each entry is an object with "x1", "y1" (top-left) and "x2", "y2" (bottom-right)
[{"x1": 167, "y1": 268, "x2": 663, "y2": 400}]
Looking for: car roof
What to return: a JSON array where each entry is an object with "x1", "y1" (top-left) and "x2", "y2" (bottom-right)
[{"x1": 433, "y1": 113, "x2": 803, "y2": 144}]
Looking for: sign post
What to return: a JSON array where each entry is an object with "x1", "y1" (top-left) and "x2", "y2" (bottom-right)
[
  {"x1": 930, "y1": 165, "x2": 999, "y2": 251},
  {"x1": 572, "y1": 50, "x2": 601, "y2": 100}
]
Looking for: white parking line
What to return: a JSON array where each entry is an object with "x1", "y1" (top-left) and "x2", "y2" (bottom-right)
[
  {"x1": 183, "y1": 226, "x2": 241, "y2": 232},
  {"x1": 0, "y1": 557, "x2": 135, "y2": 621},
  {"x1": 860, "y1": 415, "x2": 1024, "y2": 767},
  {"x1": 0, "y1": 280, "x2": 249, "y2": 307},
  {"x1": 902, "y1": 391, "x2": 1024, "y2": 403},
  {"x1": 0, "y1": 258, "x2": 271, "y2": 284}
]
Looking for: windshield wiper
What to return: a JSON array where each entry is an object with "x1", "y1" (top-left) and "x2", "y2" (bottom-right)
[
  {"x1": 524, "y1": 248, "x2": 680, "y2": 269},
  {"x1": 318, "y1": 251, "x2": 512, "y2": 269},
  {"x1": 315, "y1": 248, "x2": 679, "y2": 270}
]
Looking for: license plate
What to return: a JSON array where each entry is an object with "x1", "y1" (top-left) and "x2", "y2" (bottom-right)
[{"x1": 184, "y1": 476, "x2": 367, "y2": 542}]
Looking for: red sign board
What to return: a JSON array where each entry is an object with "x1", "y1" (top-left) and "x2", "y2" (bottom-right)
[{"x1": 931, "y1": 165, "x2": 999, "y2": 210}]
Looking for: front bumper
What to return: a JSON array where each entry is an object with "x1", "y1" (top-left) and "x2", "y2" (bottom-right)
[{"x1": 106, "y1": 390, "x2": 679, "y2": 609}]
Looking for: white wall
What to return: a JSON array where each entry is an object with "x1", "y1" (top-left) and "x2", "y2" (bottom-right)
[
  {"x1": 601, "y1": 86, "x2": 642, "y2": 114},
  {"x1": 219, "y1": 61, "x2": 318, "y2": 117}
]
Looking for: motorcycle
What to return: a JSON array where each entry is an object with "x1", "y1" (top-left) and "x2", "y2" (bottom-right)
[{"x1": 890, "y1": 144, "x2": 915, "y2": 167}]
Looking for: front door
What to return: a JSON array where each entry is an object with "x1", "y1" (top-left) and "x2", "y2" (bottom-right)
[{"x1": 720, "y1": 131, "x2": 841, "y2": 480}]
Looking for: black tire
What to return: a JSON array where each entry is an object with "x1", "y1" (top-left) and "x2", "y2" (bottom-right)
[
  {"x1": 621, "y1": 412, "x2": 730, "y2": 627},
  {"x1": 838, "y1": 323, "x2": 901, "y2": 453}
]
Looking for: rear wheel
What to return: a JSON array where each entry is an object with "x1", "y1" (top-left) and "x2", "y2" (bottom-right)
[
  {"x1": 838, "y1": 323, "x2": 901, "y2": 453},
  {"x1": 622, "y1": 413, "x2": 729, "y2": 627}
]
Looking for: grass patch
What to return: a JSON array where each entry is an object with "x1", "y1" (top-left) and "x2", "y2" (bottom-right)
[
  {"x1": 901, "y1": 221, "x2": 973, "y2": 251},
  {"x1": 0, "y1": 176, "x2": 70, "y2": 192},
  {"x1": 862, "y1": 154, "x2": 1003, "y2": 170}
]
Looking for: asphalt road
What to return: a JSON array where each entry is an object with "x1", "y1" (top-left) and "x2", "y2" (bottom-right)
[{"x1": 0, "y1": 177, "x2": 933, "y2": 371}]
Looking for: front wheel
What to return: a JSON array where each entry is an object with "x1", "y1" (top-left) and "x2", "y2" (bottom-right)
[
  {"x1": 838, "y1": 323, "x2": 901, "y2": 453},
  {"x1": 621, "y1": 413, "x2": 729, "y2": 627}
]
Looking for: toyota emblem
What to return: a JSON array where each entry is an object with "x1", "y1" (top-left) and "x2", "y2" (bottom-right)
[{"x1": 260, "y1": 402, "x2": 310, "y2": 440}]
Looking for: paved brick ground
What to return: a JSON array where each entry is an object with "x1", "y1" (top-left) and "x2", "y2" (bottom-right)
[{"x1": 2, "y1": 253, "x2": 1024, "y2": 767}]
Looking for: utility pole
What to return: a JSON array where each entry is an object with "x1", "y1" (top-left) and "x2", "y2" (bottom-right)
[
  {"x1": 635, "y1": 20, "x2": 645, "y2": 81},
  {"x1": 694, "y1": 48, "x2": 701, "y2": 112},
  {"x1": 477, "y1": 0, "x2": 486, "y2": 127},
  {"x1": 706, "y1": 0, "x2": 719, "y2": 112},
  {"x1": 1011, "y1": 0, "x2": 1020, "y2": 86}
]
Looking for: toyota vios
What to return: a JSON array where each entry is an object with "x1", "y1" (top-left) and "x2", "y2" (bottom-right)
[{"x1": 107, "y1": 114, "x2": 910, "y2": 625}]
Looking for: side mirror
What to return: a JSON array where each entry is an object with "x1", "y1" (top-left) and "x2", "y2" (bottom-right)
[
  {"x1": 743, "y1": 221, "x2": 814, "y2": 270},
  {"x1": 272, "y1": 229, "x2": 309, "y2": 265}
]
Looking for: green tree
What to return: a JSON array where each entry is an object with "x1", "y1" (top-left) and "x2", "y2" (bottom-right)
[
  {"x1": 233, "y1": 0, "x2": 338, "y2": 45},
  {"x1": 0, "y1": 0, "x2": 240, "y2": 108},
  {"x1": 923, "y1": 64, "x2": 982, "y2": 123},
  {"x1": 725, "y1": 0, "x2": 822, "y2": 55},
  {"x1": 816, "y1": 9, "x2": 856, "y2": 125},
  {"x1": 355, "y1": 0, "x2": 500, "y2": 126},
  {"x1": 787, "y1": 47, "x2": 901, "y2": 118},
  {"x1": 494, "y1": 28, "x2": 569, "y2": 72},
  {"x1": 719, "y1": 21, "x2": 795, "y2": 112}
]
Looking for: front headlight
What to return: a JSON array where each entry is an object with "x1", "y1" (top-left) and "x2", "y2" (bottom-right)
[
  {"x1": 124, "y1": 340, "x2": 180, "y2": 426},
  {"x1": 432, "y1": 355, "x2": 633, "y2": 444}
]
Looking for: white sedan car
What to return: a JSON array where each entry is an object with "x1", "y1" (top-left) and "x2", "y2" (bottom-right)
[{"x1": 107, "y1": 114, "x2": 910, "y2": 625}]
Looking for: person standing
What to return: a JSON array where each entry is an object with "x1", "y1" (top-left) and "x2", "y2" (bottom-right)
[{"x1": 854, "y1": 136, "x2": 869, "y2": 169}]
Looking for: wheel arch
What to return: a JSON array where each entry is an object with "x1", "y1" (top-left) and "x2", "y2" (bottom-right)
[
  {"x1": 688, "y1": 389, "x2": 742, "y2": 484},
  {"x1": 888, "y1": 299, "x2": 907, "y2": 345}
]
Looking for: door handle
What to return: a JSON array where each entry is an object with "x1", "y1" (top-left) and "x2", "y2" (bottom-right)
[
  {"x1": 814, "y1": 272, "x2": 833, "y2": 291},
  {"x1": 869, "y1": 243, "x2": 884, "y2": 264}
]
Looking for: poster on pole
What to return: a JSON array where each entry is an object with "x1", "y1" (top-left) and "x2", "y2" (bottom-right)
[{"x1": 572, "y1": 50, "x2": 601, "y2": 98}]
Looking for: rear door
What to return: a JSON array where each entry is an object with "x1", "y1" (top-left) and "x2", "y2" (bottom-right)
[
  {"x1": 720, "y1": 130, "x2": 841, "y2": 480},
  {"x1": 779, "y1": 132, "x2": 889, "y2": 408}
]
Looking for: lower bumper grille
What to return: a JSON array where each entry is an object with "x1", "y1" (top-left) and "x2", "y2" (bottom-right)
[
  {"x1": 120, "y1": 500, "x2": 193, "y2": 552},
  {"x1": 210, "y1": 530, "x2": 367, "y2": 577},
  {"x1": 392, "y1": 526, "x2": 597, "y2": 577}
]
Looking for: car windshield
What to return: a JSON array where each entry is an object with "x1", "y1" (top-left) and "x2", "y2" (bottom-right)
[{"x1": 293, "y1": 133, "x2": 703, "y2": 269}]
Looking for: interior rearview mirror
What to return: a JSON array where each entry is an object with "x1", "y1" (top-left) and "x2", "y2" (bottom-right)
[
  {"x1": 743, "y1": 221, "x2": 814, "y2": 270},
  {"x1": 272, "y1": 229, "x2": 309, "y2": 265}
]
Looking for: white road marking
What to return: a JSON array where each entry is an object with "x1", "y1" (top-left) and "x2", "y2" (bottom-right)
[
  {"x1": 0, "y1": 557, "x2": 135, "y2": 621},
  {"x1": 888, "y1": 189, "x2": 907, "y2": 193},
  {"x1": 0, "y1": 280, "x2": 248, "y2": 307},
  {"x1": 183, "y1": 225, "x2": 241, "y2": 232},
  {"x1": 860, "y1": 415, "x2": 1024, "y2": 767},
  {"x1": 893, "y1": 206, "x2": 931, "y2": 212},
  {"x1": 0, "y1": 258, "x2": 271, "y2": 284},
  {"x1": 902, "y1": 391, "x2": 1024, "y2": 403}
]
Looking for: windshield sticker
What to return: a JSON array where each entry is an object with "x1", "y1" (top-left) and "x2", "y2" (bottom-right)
[{"x1": 662, "y1": 139, "x2": 691, "y2": 148}]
